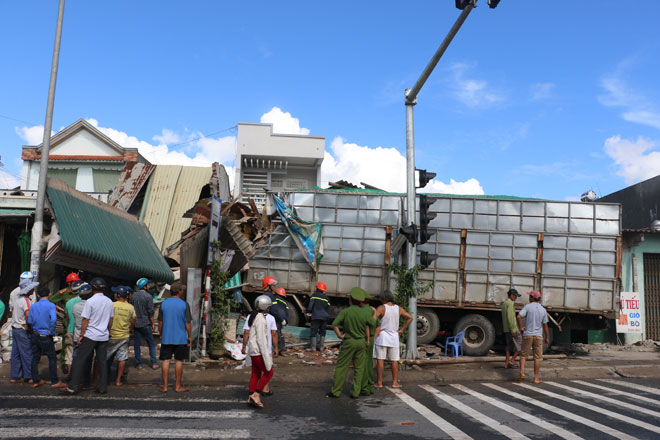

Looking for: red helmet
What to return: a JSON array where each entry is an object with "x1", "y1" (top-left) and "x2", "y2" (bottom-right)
[
  {"x1": 262, "y1": 276, "x2": 278, "y2": 290},
  {"x1": 316, "y1": 282, "x2": 327, "y2": 292},
  {"x1": 66, "y1": 272, "x2": 80, "y2": 283},
  {"x1": 275, "y1": 288, "x2": 287, "y2": 297}
]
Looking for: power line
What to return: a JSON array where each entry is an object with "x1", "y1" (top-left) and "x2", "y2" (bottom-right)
[
  {"x1": 165, "y1": 125, "x2": 238, "y2": 149},
  {"x1": 0, "y1": 114, "x2": 38, "y2": 127}
]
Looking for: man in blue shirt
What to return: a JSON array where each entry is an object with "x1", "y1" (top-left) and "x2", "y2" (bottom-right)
[
  {"x1": 28, "y1": 287, "x2": 66, "y2": 388},
  {"x1": 158, "y1": 282, "x2": 191, "y2": 393}
]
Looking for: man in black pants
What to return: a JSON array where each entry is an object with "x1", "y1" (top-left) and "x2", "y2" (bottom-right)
[
  {"x1": 63, "y1": 278, "x2": 114, "y2": 395},
  {"x1": 306, "y1": 282, "x2": 331, "y2": 351}
]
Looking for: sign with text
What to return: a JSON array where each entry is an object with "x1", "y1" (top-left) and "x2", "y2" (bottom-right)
[{"x1": 617, "y1": 291, "x2": 643, "y2": 333}]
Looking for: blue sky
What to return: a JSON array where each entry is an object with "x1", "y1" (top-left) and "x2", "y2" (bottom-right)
[{"x1": 1, "y1": 0, "x2": 660, "y2": 200}]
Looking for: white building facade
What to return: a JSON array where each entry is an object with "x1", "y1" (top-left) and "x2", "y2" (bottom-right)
[
  {"x1": 233, "y1": 122, "x2": 325, "y2": 207},
  {"x1": 21, "y1": 119, "x2": 146, "y2": 202}
]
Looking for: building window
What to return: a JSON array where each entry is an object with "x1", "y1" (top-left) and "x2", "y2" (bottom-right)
[
  {"x1": 93, "y1": 169, "x2": 122, "y2": 193},
  {"x1": 48, "y1": 168, "x2": 78, "y2": 188}
]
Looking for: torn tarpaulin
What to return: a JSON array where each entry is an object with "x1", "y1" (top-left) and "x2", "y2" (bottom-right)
[{"x1": 271, "y1": 194, "x2": 323, "y2": 271}]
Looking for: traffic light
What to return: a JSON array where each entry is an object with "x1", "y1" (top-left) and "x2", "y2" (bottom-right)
[
  {"x1": 419, "y1": 195, "x2": 437, "y2": 244},
  {"x1": 488, "y1": 0, "x2": 501, "y2": 8},
  {"x1": 420, "y1": 251, "x2": 438, "y2": 269},
  {"x1": 400, "y1": 224, "x2": 417, "y2": 245},
  {"x1": 416, "y1": 169, "x2": 436, "y2": 189},
  {"x1": 456, "y1": 0, "x2": 476, "y2": 9}
]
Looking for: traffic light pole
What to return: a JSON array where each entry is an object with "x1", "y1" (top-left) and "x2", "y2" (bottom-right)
[
  {"x1": 404, "y1": 4, "x2": 473, "y2": 360},
  {"x1": 29, "y1": 0, "x2": 65, "y2": 280}
]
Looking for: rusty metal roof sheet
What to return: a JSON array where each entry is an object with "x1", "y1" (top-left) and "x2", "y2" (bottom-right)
[
  {"x1": 141, "y1": 165, "x2": 213, "y2": 252},
  {"x1": 108, "y1": 162, "x2": 155, "y2": 210}
]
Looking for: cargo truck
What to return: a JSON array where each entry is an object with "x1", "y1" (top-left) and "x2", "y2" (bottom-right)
[{"x1": 242, "y1": 189, "x2": 621, "y2": 355}]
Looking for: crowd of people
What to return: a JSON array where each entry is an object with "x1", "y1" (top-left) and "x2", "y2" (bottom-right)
[
  {"x1": 2, "y1": 271, "x2": 192, "y2": 395},
  {"x1": 1, "y1": 271, "x2": 549, "y2": 406}
]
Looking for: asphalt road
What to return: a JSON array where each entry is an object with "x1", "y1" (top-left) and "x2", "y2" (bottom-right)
[{"x1": 1, "y1": 377, "x2": 660, "y2": 439}]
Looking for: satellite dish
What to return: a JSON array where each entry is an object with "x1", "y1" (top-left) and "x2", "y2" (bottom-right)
[{"x1": 580, "y1": 190, "x2": 597, "y2": 202}]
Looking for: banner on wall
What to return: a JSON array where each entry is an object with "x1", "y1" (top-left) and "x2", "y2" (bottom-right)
[{"x1": 616, "y1": 291, "x2": 643, "y2": 333}]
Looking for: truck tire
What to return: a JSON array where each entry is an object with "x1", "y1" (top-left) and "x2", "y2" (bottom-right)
[
  {"x1": 416, "y1": 308, "x2": 440, "y2": 345},
  {"x1": 284, "y1": 299, "x2": 300, "y2": 327},
  {"x1": 453, "y1": 314, "x2": 496, "y2": 356}
]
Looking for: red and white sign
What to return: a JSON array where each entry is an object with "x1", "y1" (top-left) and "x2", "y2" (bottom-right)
[{"x1": 616, "y1": 291, "x2": 643, "y2": 333}]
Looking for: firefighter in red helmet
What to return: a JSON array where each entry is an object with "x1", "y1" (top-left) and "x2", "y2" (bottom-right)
[
  {"x1": 270, "y1": 288, "x2": 290, "y2": 355},
  {"x1": 306, "y1": 282, "x2": 331, "y2": 351}
]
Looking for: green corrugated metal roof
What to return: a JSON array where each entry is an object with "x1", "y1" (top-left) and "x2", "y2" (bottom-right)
[{"x1": 46, "y1": 178, "x2": 174, "y2": 282}]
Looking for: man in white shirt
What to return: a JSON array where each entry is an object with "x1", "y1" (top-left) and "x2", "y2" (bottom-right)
[
  {"x1": 64, "y1": 278, "x2": 114, "y2": 395},
  {"x1": 516, "y1": 290, "x2": 550, "y2": 384},
  {"x1": 9, "y1": 281, "x2": 38, "y2": 383}
]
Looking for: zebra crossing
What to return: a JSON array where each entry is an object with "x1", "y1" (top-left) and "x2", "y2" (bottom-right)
[
  {"x1": 1, "y1": 379, "x2": 659, "y2": 439},
  {"x1": 386, "y1": 379, "x2": 660, "y2": 440},
  {"x1": 0, "y1": 392, "x2": 253, "y2": 439}
]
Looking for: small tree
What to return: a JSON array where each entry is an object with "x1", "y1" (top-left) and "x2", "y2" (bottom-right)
[
  {"x1": 390, "y1": 262, "x2": 434, "y2": 340},
  {"x1": 208, "y1": 241, "x2": 231, "y2": 349}
]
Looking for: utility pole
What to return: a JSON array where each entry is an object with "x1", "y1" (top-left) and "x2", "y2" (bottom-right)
[
  {"x1": 29, "y1": 0, "x2": 66, "y2": 280},
  {"x1": 404, "y1": 3, "x2": 475, "y2": 359}
]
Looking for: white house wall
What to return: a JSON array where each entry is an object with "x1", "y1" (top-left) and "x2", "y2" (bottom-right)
[{"x1": 51, "y1": 129, "x2": 122, "y2": 157}]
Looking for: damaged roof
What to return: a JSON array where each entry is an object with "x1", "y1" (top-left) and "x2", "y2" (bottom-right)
[
  {"x1": 140, "y1": 165, "x2": 213, "y2": 252},
  {"x1": 108, "y1": 162, "x2": 155, "y2": 211},
  {"x1": 45, "y1": 178, "x2": 173, "y2": 282}
]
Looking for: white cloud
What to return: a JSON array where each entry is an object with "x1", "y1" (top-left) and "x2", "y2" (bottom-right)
[
  {"x1": 152, "y1": 129, "x2": 181, "y2": 145},
  {"x1": 86, "y1": 118, "x2": 235, "y2": 167},
  {"x1": 15, "y1": 125, "x2": 54, "y2": 145},
  {"x1": 425, "y1": 178, "x2": 484, "y2": 195},
  {"x1": 321, "y1": 136, "x2": 484, "y2": 195},
  {"x1": 449, "y1": 63, "x2": 505, "y2": 109},
  {"x1": 604, "y1": 135, "x2": 660, "y2": 184},
  {"x1": 598, "y1": 62, "x2": 660, "y2": 129},
  {"x1": 621, "y1": 111, "x2": 660, "y2": 130},
  {"x1": 260, "y1": 107, "x2": 310, "y2": 135},
  {"x1": 530, "y1": 82, "x2": 555, "y2": 100}
]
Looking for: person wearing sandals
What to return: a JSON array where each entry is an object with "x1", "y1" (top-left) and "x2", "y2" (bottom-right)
[
  {"x1": 501, "y1": 288, "x2": 521, "y2": 370},
  {"x1": 373, "y1": 290, "x2": 412, "y2": 389},
  {"x1": 517, "y1": 290, "x2": 549, "y2": 384},
  {"x1": 247, "y1": 295, "x2": 275, "y2": 408}
]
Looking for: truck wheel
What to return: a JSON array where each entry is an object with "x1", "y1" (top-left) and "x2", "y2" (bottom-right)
[
  {"x1": 453, "y1": 314, "x2": 496, "y2": 356},
  {"x1": 284, "y1": 299, "x2": 300, "y2": 327},
  {"x1": 416, "y1": 308, "x2": 440, "y2": 345}
]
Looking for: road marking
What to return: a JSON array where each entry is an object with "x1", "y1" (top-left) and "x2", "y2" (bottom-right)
[
  {"x1": 483, "y1": 383, "x2": 636, "y2": 440},
  {"x1": 387, "y1": 386, "x2": 472, "y2": 440},
  {"x1": 450, "y1": 384, "x2": 582, "y2": 440},
  {"x1": 598, "y1": 379, "x2": 660, "y2": 396},
  {"x1": 0, "y1": 428, "x2": 250, "y2": 439},
  {"x1": 516, "y1": 382, "x2": 660, "y2": 435},
  {"x1": 547, "y1": 381, "x2": 660, "y2": 419},
  {"x1": 0, "y1": 394, "x2": 240, "y2": 403},
  {"x1": 420, "y1": 385, "x2": 530, "y2": 440},
  {"x1": 0, "y1": 408, "x2": 251, "y2": 419},
  {"x1": 572, "y1": 380, "x2": 660, "y2": 407}
]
